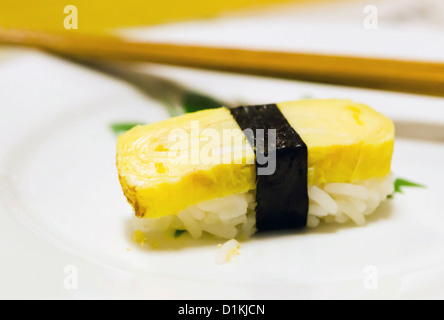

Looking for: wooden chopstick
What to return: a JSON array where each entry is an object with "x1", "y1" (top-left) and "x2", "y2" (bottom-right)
[{"x1": 1, "y1": 29, "x2": 444, "y2": 97}]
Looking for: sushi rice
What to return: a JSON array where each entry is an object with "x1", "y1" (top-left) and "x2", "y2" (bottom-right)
[
  {"x1": 215, "y1": 239, "x2": 241, "y2": 265},
  {"x1": 132, "y1": 173, "x2": 395, "y2": 240}
]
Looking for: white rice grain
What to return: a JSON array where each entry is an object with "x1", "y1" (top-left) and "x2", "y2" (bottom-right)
[
  {"x1": 324, "y1": 183, "x2": 369, "y2": 200},
  {"x1": 306, "y1": 215, "x2": 320, "y2": 228},
  {"x1": 337, "y1": 200, "x2": 366, "y2": 226},
  {"x1": 216, "y1": 239, "x2": 240, "y2": 265},
  {"x1": 202, "y1": 223, "x2": 238, "y2": 239},
  {"x1": 308, "y1": 203, "x2": 329, "y2": 217},
  {"x1": 308, "y1": 186, "x2": 338, "y2": 214},
  {"x1": 349, "y1": 198, "x2": 367, "y2": 214},
  {"x1": 178, "y1": 209, "x2": 202, "y2": 239},
  {"x1": 335, "y1": 214, "x2": 349, "y2": 224}
]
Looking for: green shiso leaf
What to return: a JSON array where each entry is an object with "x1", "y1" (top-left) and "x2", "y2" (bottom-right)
[
  {"x1": 110, "y1": 122, "x2": 144, "y2": 135},
  {"x1": 182, "y1": 91, "x2": 225, "y2": 113},
  {"x1": 394, "y1": 178, "x2": 425, "y2": 193},
  {"x1": 301, "y1": 94, "x2": 315, "y2": 99},
  {"x1": 174, "y1": 230, "x2": 187, "y2": 238}
]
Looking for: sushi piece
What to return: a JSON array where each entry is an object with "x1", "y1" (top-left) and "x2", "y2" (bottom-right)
[{"x1": 116, "y1": 99, "x2": 395, "y2": 239}]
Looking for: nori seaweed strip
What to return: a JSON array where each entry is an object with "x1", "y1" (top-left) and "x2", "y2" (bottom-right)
[{"x1": 230, "y1": 104, "x2": 308, "y2": 231}]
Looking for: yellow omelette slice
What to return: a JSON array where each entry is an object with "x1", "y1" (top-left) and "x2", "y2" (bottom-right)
[{"x1": 116, "y1": 99, "x2": 394, "y2": 218}]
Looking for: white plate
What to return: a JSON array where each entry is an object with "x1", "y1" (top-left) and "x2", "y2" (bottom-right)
[
  {"x1": 1, "y1": 48, "x2": 444, "y2": 299},
  {"x1": 2, "y1": 1, "x2": 444, "y2": 298}
]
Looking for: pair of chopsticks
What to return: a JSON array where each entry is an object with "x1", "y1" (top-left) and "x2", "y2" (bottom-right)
[{"x1": 1, "y1": 29, "x2": 444, "y2": 97}]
